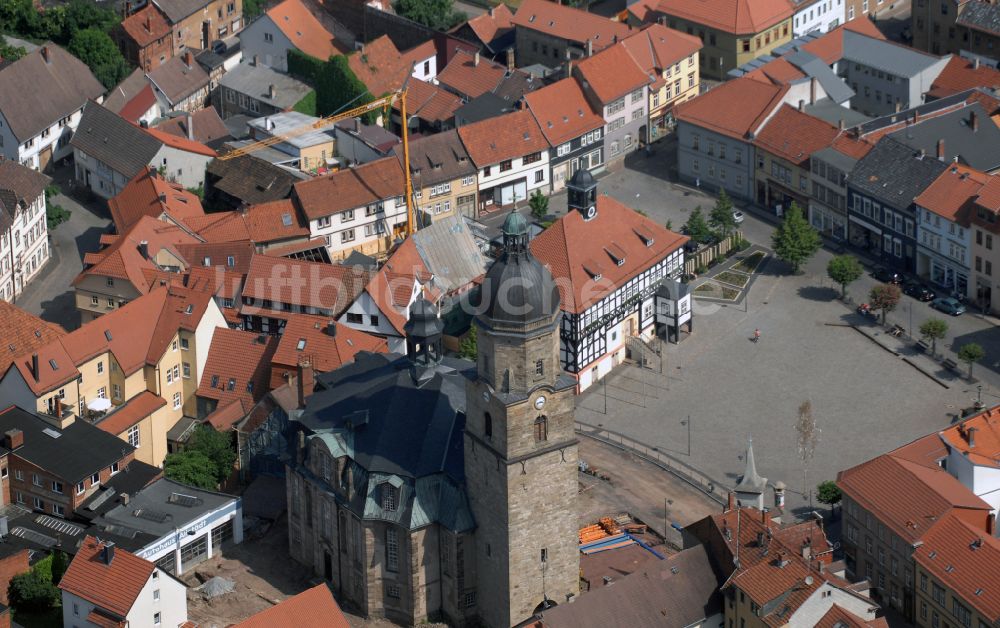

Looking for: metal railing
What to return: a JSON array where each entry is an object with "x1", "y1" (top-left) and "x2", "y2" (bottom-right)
[{"x1": 575, "y1": 420, "x2": 729, "y2": 505}]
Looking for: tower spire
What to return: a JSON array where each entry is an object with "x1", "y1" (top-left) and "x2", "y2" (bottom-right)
[{"x1": 734, "y1": 434, "x2": 767, "y2": 509}]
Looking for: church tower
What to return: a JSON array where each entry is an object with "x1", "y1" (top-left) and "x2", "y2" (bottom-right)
[{"x1": 464, "y1": 212, "x2": 579, "y2": 628}]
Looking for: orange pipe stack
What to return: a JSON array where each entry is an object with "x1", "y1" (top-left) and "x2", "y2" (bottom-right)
[{"x1": 578, "y1": 524, "x2": 608, "y2": 544}]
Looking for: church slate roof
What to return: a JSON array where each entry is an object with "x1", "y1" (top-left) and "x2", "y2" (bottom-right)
[{"x1": 301, "y1": 352, "x2": 476, "y2": 532}]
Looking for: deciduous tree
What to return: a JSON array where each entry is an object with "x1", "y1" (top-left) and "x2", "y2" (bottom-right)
[
  {"x1": 826, "y1": 254, "x2": 862, "y2": 299},
  {"x1": 709, "y1": 189, "x2": 737, "y2": 239},
  {"x1": 394, "y1": 0, "x2": 466, "y2": 30},
  {"x1": 529, "y1": 190, "x2": 549, "y2": 219},
  {"x1": 869, "y1": 283, "x2": 901, "y2": 325},
  {"x1": 68, "y1": 27, "x2": 129, "y2": 88},
  {"x1": 958, "y1": 343, "x2": 986, "y2": 380},
  {"x1": 918, "y1": 318, "x2": 948, "y2": 356},
  {"x1": 771, "y1": 202, "x2": 821, "y2": 273}
]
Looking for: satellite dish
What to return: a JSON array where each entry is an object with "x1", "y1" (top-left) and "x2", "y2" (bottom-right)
[{"x1": 804, "y1": 576, "x2": 814, "y2": 586}]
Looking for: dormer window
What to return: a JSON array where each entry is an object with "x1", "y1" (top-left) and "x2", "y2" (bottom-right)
[{"x1": 381, "y1": 482, "x2": 399, "y2": 512}]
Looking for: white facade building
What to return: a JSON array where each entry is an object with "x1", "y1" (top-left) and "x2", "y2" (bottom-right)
[
  {"x1": 0, "y1": 45, "x2": 105, "y2": 172},
  {"x1": 0, "y1": 160, "x2": 51, "y2": 302},
  {"x1": 914, "y1": 172, "x2": 973, "y2": 295},
  {"x1": 792, "y1": 0, "x2": 845, "y2": 36}
]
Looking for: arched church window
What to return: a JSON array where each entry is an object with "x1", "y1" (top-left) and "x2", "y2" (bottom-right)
[{"x1": 534, "y1": 415, "x2": 548, "y2": 442}]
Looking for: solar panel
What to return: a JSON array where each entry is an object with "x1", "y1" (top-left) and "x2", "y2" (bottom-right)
[
  {"x1": 35, "y1": 514, "x2": 84, "y2": 536},
  {"x1": 10, "y1": 527, "x2": 58, "y2": 548},
  {"x1": 134, "y1": 508, "x2": 170, "y2": 523},
  {"x1": 42, "y1": 428, "x2": 61, "y2": 439},
  {"x1": 168, "y1": 492, "x2": 203, "y2": 507},
  {"x1": 104, "y1": 330, "x2": 113, "y2": 341}
]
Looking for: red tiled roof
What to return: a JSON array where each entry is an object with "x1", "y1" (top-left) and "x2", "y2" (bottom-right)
[
  {"x1": 928, "y1": 55, "x2": 1000, "y2": 99},
  {"x1": 270, "y1": 313, "x2": 387, "y2": 387},
  {"x1": 86, "y1": 609, "x2": 126, "y2": 628},
  {"x1": 463, "y1": 3, "x2": 514, "y2": 45},
  {"x1": 829, "y1": 134, "x2": 874, "y2": 160},
  {"x1": 652, "y1": 0, "x2": 793, "y2": 34},
  {"x1": 267, "y1": 0, "x2": 341, "y2": 61},
  {"x1": 242, "y1": 254, "x2": 370, "y2": 316},
  {"x1": 977, "y1": 176, "x2": 1000, "y2": 212},
  {"x1": 530, "y1": 196, "x2": 688, "y2": 314},
  {"x1": 197, "y1": 328, "x2": 278, "y2": 411},
  {"x1": 293, "y1": 157, "x2": 404, "y2": 220},
  {"x1": 233, "y1": 584, "x2": 349, "y2": 628},
  {"x1": 914, "y1": 513, "x2": 1000, "y2": 620},
  {"x1": 435, "y1": 49, "x2": 506, "y2": 99},
  {"x1": 347, "y1": 35, "x2": 410, "y2": 97},
  {"x1": 182, "y1": 211, "x2": 252, "y2": 242},
  {"x1": 96, "y1": 390, "x2": 167, "y2": 436},
  {"x1": 457, "y1": 109, "x2": 549, "y2": 167},
  {"x1": 142, "y1": 126, "x2": 217, "y2": 157},
  {"x1": 400, "y1": 40, "x2": 436, "y2": 67},
  {"x1": 363, "y1": 237, "x2": 431, "y2": 335},
  {"x1": 914, "y1": 163, "x2": 988, "y2": 222},
  {"x1": 59, "y1": 535, "x2": 154, "y2": 619},
  {"x1": 674, "y1": 76, "x2": 789, "y2": 140},
  {"x1": 620, "y1": 24, "x2": 702, "y2": 74},
  {"x1": 0, "y1": 301, "x2": 65, "y2": 378},
  {"x1": 753, "y1": 105, "x2": 841, "y2": 166},
  {"x1": 837, "y1": 452, "x2": 992, "y2": 544},
  {"x1": 512, "y1": 0, "x2": 631, "y2": 49},
  {"x1": 744, "y1": 57, "x2": 806, "y2": 85},
  {"x1": 243, "y1": 199, "x2": 310, "y2": 242},
  {"x1": 204, "y1": 399, "x2": 248, "y2": 430},
  {"x1": 573, "y1": 44, "x2": 650, "y2": 103},
  {"x1": 74, "y1": 215, "x2": 199, "y2": 293},
  {"x1": 402, "y1": 79, "x2": 463, "y2": 124},
  {"x1": 524, "y1": 78, "x2": 604, "y2": 147},
  {"x1": 175, "y1": 240, "x2": 256, "y2": 274},
  {"x1": 109, "y1": 167, "x2": 205, "y2": 232},
  {"x1": 940, "y1": 406, "x2": 1000, "y2": 466},
  {"x1": 152, "y1": 107, "x2": 230, "y2": 146},
  {"x1": 799, "y1": 17, "x2": 886, "y2": 65},
  {"x1": 120, "y1": 4, "x2": 171, "y2": 47},
  {"x1": 118, "y1": 85, "x2": 158, "y2": 124},
  {"x1": 815, "y1": 605, "x2": 889, "y2": 627}
]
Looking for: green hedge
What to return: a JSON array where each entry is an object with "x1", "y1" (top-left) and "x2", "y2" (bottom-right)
[{"x1": 287, "y1": 49, "x2": 380, "y2": 123}]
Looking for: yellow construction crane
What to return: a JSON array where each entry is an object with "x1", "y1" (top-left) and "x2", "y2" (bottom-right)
[{"x1": 217, "y1": 90, "x2": 417, "y2": 239}]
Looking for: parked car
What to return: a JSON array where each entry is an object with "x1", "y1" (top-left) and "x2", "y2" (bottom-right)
[
  {"x1": 872, "y1": 266, "x2": 903, "y2": 284},
  {"x1": 732, "y1": 210, "x2": 745, "y2": 224},
  {"x1": 930, "y1": 297, "x2": 966, "y2": 316},
  {"x1": 903, "y1": 282, "x2": 936, "y2": 301}
]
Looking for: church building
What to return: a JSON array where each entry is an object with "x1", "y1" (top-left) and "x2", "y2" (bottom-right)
[
  {"x1": 284, "y1": 212, "x2": 579, "y2": 627},
  {"x1": 530, "y1": 170, "x2": 689, "y2": 391}
]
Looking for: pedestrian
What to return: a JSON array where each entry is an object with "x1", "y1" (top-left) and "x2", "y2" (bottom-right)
[{"x1": 753, "y1": 328, "x2": 760, "y2": 343}]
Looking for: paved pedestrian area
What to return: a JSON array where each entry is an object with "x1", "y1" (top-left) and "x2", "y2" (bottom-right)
[{"x1": 576, "y1": 249, "x2": 974, "y2": 516}]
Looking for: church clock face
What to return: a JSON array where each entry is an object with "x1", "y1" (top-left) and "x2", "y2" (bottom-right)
[
  {"x1": 534, "y1": 396, "x2": 546, "y2": 410},
  {"x1": 585, "y1": 205, "x2": 596, "y2": 220}
]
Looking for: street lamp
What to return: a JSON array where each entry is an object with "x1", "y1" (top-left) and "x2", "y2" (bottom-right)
[{"x1": 975, "y1": 385, "x2": 985, "y2": 410}]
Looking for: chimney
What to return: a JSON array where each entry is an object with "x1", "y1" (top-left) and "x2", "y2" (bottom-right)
[
  {"x1": 325, "y1": 321, "x2": 337, "y2": 337},
  {"x1": 296, "y1": 429, "x2": 306, "y2": 465},
  {"x1": 971, "y1": 110, "x2": 979, "y2": 132},
  {"x1": 838, "y1": 119, "x2": 845, "y2": 131},
  {"x1": 40, "y1": 46, "x2": 49, "y2": 64},
  {"x1": 489, "y1": 6, "x2": 495, "y2": 16},
  {"x1": 474, "y1": 51, "x2": 480, "y2": 67},
  {"x1": 506, "y1": 47, "x2": 515, "y2": 72},
  {"x1": 727, "y1": 491, "x2": 736, "y2": 512},
  {"x1": 566, "y1": 59, "x2": 574, "y2": 79},
  {"x1": 297, "y1": 357, "x2": 314, "y2": 408},
  {"x1": 974, "y1": 57, "x2": 981, "y2": 70},
  {"x1": 937, "y1": 138, "x2": 946, "y2": 161},
  {"x1": 100, "y1": 542, "x2": 115, "y2": 565},
  {"x1": 186, "y1": 112, "x2": 194, "y2": 140},
  {"x1": 3, "y1": 429, "x2": 23, "y2": 451},
  {"x1": 586, "y1": 39, "x2": 593, "y2": 57},
  {"x1": 145, "y1": 13, "x2": 152, "y2": 32},
  {"x1": 756, "y1": 531, "x2": 766, "y2": 546},
  {"x1": 968, "y1": 426, "x2": 977, "y2": 448},
  {"x1": 54, "y1": 397, "x2": 62, "y2": 417},
  {"x1": 798, "y1": 99, "x2": 805, "y2": 112},
  {"x1": 253, "y1": 54, "x2": 260, "y2": 66},
  {"x1": 354, "y1": 117, "x2": 361, "y2": 133},
  {"x1": 268, "y1": 84, "x2": 276, "y2": 100},
  {"x1": 761, "y1": 508, "x2": 772, "y2": 528},
  {"x1": 120, "y1": 492, "x2": 130, "y2": 506},
  {"x1": 913, "y1": 110, "x2": 920, "y2": 125},
  {"x1": 988, "y1": 513, "x2": 996, "y2": 536},
  {"x1": 30, "y1": 353, "x2": 38, "y2": 382},
  {"x1": 802, "y1": 544, "x2": 812, "y2": 560},
  {"x1": 809, "y1": 77, "x2": 817, "y2": 105},
  {"x1": 138, "y1": 240, "x2": 149, "y2": 260},
  {"x1": 183, "y1": 50, "x2": 193, "y2": 68}
]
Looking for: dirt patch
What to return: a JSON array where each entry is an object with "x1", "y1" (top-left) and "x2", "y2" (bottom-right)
[{"x1": 577, "y1": 437, "x2": 720, "y2": 550}]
